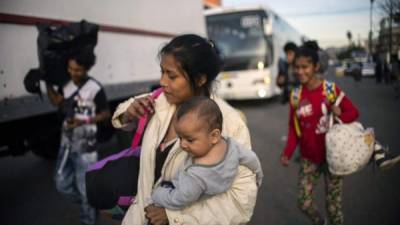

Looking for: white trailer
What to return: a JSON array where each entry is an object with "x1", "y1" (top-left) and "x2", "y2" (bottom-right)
[{"x1": 0, "y1": 0, "x2": 206, "y2": 157}]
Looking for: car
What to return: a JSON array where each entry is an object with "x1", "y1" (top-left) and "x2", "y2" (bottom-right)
[
  {"x1": 335, "y1": 63, "x2": 346, "y2": 77},
  {"x1": 361, "y1": 62, "x2": 376, "y2": 77},
  {"x1": 345, "y1": 62, "x2": 361, "y2": 76}
]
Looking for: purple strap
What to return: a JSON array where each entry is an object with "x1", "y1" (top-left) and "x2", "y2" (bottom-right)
[
  {"x1": 130, "y1": 87, "x2": 163, "y2": 150},
  {"x1": 87, "y1": 88, "x2": 163, "y2": 172},
  {"x1": 87, "y1": 146, "x2": 140, "y2": 171},
  {"x1": 118, "y1": 196, "x2": 134, "y2": 206}
]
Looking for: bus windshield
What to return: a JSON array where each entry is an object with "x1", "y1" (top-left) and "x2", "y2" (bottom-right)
[{"x1": 206, "y1": 10, "x2": 271, "y2": 71}]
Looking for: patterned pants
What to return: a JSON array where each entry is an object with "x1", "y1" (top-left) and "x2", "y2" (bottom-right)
[{"x1": 297, "y1": 159, "x2": 344, "y2": 225}]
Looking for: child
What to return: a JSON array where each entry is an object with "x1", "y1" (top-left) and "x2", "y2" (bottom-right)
[
  {"x1": 46, "y1": 51, "x2": 110, "y2": 225},
  {"x1": 280, "y1": 45, "x2": 358, "y2": 225},
  {"x1": 150, "y1": 96, "x2": 263, "y2": 210},
  {"x1": 281, "y1": 45, "x2": 400, "y2": 225}
]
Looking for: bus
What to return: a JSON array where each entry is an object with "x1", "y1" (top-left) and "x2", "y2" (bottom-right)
[{"x1": 205, "y1": 5, "x2": 303, "y2": 100}]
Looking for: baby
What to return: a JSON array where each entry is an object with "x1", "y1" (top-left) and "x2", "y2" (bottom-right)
[{"x1": 150, "y1": 96, "x2": 263, "y2": 210}]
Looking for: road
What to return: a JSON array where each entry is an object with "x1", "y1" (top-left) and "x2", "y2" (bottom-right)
[{"x1": 1, "y1": 70, "x2": 399, "y2": 225}]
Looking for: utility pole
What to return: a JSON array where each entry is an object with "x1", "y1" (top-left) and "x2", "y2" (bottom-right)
[
  {"x1": 369, "y1": 0, "x2": 374, "y2": 61},
  {"x1": 389, "y1": 0, "x2": 393, "y2": 63}
]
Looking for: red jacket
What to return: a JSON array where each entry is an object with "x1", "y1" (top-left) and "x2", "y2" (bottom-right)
[{"x1": 283, "y1": 81, "x2": 359, "y2": 164}]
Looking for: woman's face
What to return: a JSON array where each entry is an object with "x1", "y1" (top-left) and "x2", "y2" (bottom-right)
[
  {"x1": 159, "y1": 54, "x2": 194, "y2": 105},
  {"x1": 294, "y1": 56, "x2": 319, "y2": 85}
]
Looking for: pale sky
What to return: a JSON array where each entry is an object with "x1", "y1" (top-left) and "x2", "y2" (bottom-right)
[{"x1": 223, "y1": 0, "x2": 384, "y2": 48}]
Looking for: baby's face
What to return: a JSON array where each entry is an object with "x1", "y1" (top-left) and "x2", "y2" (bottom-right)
[{"x1": 175, "y1": 112, "x2": 215, "y2": 158}]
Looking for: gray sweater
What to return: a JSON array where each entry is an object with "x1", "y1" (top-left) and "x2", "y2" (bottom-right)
[{"x1": 151, "y1": 137, "x2": 263, "y2": 210}]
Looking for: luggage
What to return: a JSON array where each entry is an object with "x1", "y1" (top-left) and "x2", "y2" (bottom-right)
[
  {"x1": 325, "y1": 92, "x2": 375, "y2": 175},
  {"x1": 24, "y1": 20, "x2": 99, "y2": 95},
  {"x1": 85, "y1": 88, "x2": 163, "y2": 215},
  {"x1": 37, "y1": 20, "x2": 99, "y2": 86}
]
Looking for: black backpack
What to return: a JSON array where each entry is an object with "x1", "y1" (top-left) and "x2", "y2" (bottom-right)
[{"x1": 24, "y1": 20, "x2": 99, "y2": 94}]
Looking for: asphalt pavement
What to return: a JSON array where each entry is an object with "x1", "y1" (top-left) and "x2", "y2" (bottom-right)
[{"x1": 1, "y1": 70, "x2": 399, "y2": 225}]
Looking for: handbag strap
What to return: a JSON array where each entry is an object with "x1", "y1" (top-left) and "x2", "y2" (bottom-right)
[
  {"x1": 130, "y1": 87, "x2": 163, "y2": 148},
  {"x1": 328, "y1": 91, "x2": 345, "y2": 128}
]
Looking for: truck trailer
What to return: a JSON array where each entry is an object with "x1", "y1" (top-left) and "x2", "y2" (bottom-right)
[{"x1": 0, "y1": 0, "x2": 206, "y2": 158}]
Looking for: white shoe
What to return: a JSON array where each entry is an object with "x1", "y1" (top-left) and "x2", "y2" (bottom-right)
[{"x1": 374, "y1": 143, "x2": 400, "y2": 171}]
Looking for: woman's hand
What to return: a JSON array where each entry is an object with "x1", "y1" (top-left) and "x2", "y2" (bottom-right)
[
  {"x1": 280, "y1": 155, "x2": 290, "y2": 167},
  {"x1": 145, "y1": 204, "x2": 169, "y2": 225},
  {"x1": 331, "y1": 105, "x2": 342, "y2": 117},
  {"x1": 123, "y1": 95, "x2": 155, "y2": 122}
]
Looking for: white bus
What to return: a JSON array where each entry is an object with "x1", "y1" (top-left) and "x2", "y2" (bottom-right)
[{"x1": 205, "y1": 6, "x2": 302, "y2": 100}]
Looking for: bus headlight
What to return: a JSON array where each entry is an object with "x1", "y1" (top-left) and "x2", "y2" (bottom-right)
[
  {"x1": 257, "y1": 89, "x2": 267, "y2": 98},
  {"x1": 252, "y1": 76, "x2": 271, "y2": 85},
  {"x1": 257, "y1": 61, "x2": 265, "y2": 70},
  {"x1": 263, "y1": 76, "x2": 271, "y2": 84}
]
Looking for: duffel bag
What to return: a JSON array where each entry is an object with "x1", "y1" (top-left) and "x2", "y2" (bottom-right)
[
  {"x1": 85, "y1": 88, "x2": 162, "y2": 217},
  {"x1": 325, "y1": 92, "x2": 375, "y2": 175}
]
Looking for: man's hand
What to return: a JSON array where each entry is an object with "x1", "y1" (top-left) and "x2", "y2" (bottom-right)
[
  {"x1": 145, "y1": 204, "x2": 169, "y2": 225},
  {"x1": 277, "y1": 75, "x2": 285, "y2": 87},
  {"x1": 65, "y1": 118, "x2": 84, "y2": 129}
]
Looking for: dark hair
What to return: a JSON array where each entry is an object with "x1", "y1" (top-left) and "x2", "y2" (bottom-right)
[
  {"x1": 69, "y1": 50, "x2": 96, "y2": 70},
  {"x1": 159, "y1": 34, "x2": 221, "y2": 97},
  {"x1": 283, "y1": 42, "x2": 297, "y2": 52},
  {"x1": 176, "y1": 96, "x2": 223, "y2": 131},
  {"x1": 303, "y1": 40, "x2": 320, "y2": 52},
  {"x1": 295, "y1": 45, "x2": 319, "y2": 65}
]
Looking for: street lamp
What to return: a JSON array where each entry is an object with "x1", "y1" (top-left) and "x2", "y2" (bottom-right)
[
  {"x1": 389, "y1": 0, "x2": 393, "y2": 63},
  {"x1": 369, "y1": 0, "x2": 374, "y2": 61}
]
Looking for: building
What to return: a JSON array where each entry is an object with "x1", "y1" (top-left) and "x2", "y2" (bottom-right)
[{"x1": 377, "y1": 17, "x2": 400, "y2": 58}]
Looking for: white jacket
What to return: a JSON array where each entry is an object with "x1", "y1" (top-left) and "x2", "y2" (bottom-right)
[{"x1": 112, "y1": 93, "x2": 258, "y2": 225}]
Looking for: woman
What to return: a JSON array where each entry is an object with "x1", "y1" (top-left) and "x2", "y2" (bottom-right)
[
  {"x1": 280, "y1": 45, "x2": 359, "y2": 225},
  {"x1": 112, "y1": 34, "x2": 258, "y2": 225}
]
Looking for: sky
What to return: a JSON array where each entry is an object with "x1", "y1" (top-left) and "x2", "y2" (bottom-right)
[{"x1": 223, "y1": 0, "x2": 384, "y2": 48}]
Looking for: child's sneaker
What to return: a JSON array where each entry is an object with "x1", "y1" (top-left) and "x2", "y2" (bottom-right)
[{"x1": 374, "y1": 143, "x2": 400, "y2": 171}]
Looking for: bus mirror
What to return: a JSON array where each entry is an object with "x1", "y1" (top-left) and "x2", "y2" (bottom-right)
[{"x1": 264, "y1": 18, "x2": 273, "y2": 36}]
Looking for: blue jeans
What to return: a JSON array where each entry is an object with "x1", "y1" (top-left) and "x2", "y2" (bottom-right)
[{"x1": 54, "y1": 145, "x2": 98, "y2": 225}]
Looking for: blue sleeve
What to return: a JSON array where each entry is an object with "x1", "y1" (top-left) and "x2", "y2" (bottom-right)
[
  {"x1": 238, "y1": 149, "x2": 264, "y2": 187},
  {"x1": 151, "y1": 169, "x2": 206, "y2": 210}
]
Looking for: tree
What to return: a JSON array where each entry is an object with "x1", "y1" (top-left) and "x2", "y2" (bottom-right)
[
  {"x1": 346, "y1": 31, "x2": 353, "y2": 47},
  {"x1": 379, "y1": 0, "x2": 400, "y2": 17},
  {"x1": 378, "y1": 0, "x2": 400, "y2": 56}
]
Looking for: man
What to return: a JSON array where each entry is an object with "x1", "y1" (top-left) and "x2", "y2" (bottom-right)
[
  {"x1": 276, "y1": 42, "x2": 299, "y2": 103},
  {"x1": 46, "y1": 50, "x2": 110, "y2": 225}
]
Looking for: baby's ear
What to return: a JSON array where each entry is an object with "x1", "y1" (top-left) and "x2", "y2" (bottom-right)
[{"x1": 210, "y1": 128, "x2": 221, "y2": 144}]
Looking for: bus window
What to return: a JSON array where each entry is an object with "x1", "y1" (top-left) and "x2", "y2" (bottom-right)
[{"x1": 206, "y1": 10, "x2": 272, "y2": 72}]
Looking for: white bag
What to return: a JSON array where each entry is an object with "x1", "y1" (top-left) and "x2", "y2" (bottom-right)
[{"x1": 325, "y1": 92, "x2": 375, "y2": 175}]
